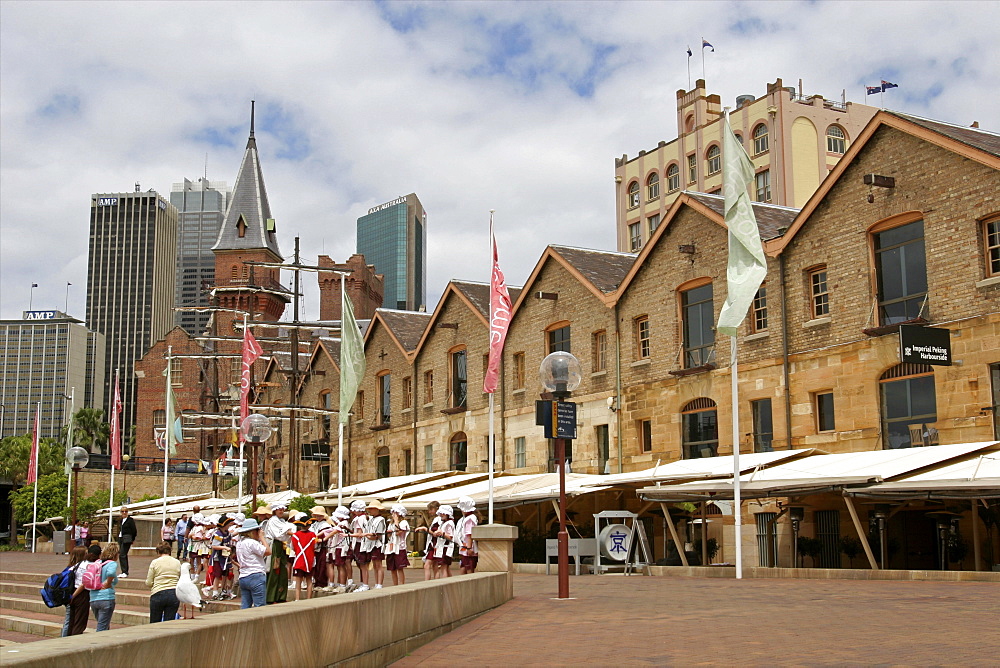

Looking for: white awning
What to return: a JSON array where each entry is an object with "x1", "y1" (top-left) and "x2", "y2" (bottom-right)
[
  {"x1": 587, "y1": 449, "x2": 820, "y2": 487},
  {"x1": 845, "y1": 452, "x2": 1000, "y2": 499}
]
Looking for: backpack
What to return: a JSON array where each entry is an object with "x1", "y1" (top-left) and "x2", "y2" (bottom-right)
[
  {"x1": 82, "y1": 560, "x2": 107, "y2": 591},
  {"x1": 40, "y1": 566, "x2": 77, "y2": 608}
]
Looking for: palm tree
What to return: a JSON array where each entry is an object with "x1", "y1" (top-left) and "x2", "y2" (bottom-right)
[{"x1": 72, "y1": 408, "x2": 110, "y2": 454}]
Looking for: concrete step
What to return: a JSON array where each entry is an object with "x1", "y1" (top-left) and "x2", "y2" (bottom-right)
[
  {"x1": 0, "y1": 614, "x2": 109, "y2": 638},
  {"x1": 0, "y1": 595, "x2": 149, "y2": 627},
  {"x1": 1, "y1": 571, "x2": 152, "y2": 591}
]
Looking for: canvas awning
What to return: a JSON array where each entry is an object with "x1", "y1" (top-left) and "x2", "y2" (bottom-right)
[
  {"x1": 845, "y1": 451, "x2": 1000, "y2": 499},
  {"x1": 587, "y1": 449, "x2": 820, "y2": 488}
]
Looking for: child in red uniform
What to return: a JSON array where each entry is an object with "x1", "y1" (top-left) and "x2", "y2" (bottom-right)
[{"x1": 290, "y1": 515, "x2": 316, "y2": 601}]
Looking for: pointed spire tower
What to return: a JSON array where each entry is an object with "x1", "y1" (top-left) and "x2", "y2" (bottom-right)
[{"x1": 212, "y1": 101, "x2": 290, "y2": 333}]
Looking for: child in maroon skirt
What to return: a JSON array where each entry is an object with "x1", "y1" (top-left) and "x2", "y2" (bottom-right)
[
  {"x1": 290, "y1": 516, "x2": 315, "y2": 601},
  {"x1": 328, "y1": 506, "x2": 351, "y2": 588},
  {"x1": 431, "y1": 505, "x2": 456, "y2": 579},
  {"x1": 386, "y1": 504, "x2": 411, "y2": 586},
  {"x1": 455, "y1": 497, "x2": 480, "y2": 574},
  {"x1": 413, "y1": 500, "x2": 440, "y2": 582}
]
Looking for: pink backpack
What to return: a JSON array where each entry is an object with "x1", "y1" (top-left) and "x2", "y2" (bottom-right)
[{"x1": 82, "y1": 560, "x2": 107, "y2": 590}]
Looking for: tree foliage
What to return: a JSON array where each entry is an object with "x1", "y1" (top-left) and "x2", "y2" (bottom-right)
[
  {"x1": 69, "y1": 407, "x2": 110, "y2": 454},
  {"x1": 10, "y1": 473, "x2": 69, "y2": 524},
  {"x1": 288, "y1": 495, "x2": 316, "y2": 515},
  {"x1": 72, "y1": 487, "x2": 128, "y2": 524},
  {"x1": 0, "y1": 435, "x2": 65, "y2": 487}
]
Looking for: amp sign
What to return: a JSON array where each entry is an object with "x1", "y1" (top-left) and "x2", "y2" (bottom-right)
[
  {"x1": 24, "y1": 311, "x2": 57, "y2": 320},
  {"x1": 97, "y1": 198, "x2": 118, "y2": 206},
  {"x1": 899, "y1": 325, "x2": 952, "y2": 366}
]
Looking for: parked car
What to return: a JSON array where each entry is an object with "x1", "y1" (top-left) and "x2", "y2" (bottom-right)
[{"x1": 169, "y1": 460, "x2": 204, "y2": 474}]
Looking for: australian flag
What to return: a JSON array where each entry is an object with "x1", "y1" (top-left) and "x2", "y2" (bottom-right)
[
  {"x1": 866, "y1": 86, "x2": 881, "y2": 95},
  {"x1": 702, "y1": 39, "x2": 714, "y2": 52},
  {"x1": 881, "y1": 80, "x2": 899, "y2": 91}
]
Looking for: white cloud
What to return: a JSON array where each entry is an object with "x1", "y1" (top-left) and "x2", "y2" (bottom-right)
[{"x1": 2, "y1": 0, "x2": 998, "y2": 323}]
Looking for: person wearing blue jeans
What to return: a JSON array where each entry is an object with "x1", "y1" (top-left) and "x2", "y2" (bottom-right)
[
  {"x1": 234, "y1": 518, "x2": 270, "y2": 608},
  {"x1": 89, "y1": 543, "x2": 120, "y2": 631}
]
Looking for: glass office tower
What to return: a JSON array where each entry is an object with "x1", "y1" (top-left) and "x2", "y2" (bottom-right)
[{"x1": 356, "y1": 193, "x2": 426, "y2": 311}]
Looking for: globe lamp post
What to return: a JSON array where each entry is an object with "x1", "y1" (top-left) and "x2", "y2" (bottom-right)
[
  {"x1": 241, "y1": 414, "x2": 273, "y2": 510},
  {"x1": 68, "y1": 447, "x2": 90, "y2": 533},
  {"x1": 539, "y1": 351, "x2": 581, "y2": 599}
]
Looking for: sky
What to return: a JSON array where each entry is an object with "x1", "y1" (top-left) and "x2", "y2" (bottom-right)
[{"x1": 2, "y1": 0, "x2": 998, "y2": 323}]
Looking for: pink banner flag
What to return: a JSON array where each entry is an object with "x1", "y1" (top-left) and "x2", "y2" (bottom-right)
[
  {"x1": 240, "y1": 326, "x2": 264, "y2": 424},
  {"x1": 484, "y1": 215, "x2": 512, "y2": 394},
  {"x1": 110, "y1": 371, "x2": 122, "y2": 470},
  {"x1": 27, "y1": 404, "x2": 40, "y2": 484}
]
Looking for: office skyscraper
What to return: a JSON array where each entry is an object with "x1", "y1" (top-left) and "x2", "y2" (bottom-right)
[
  {"x1": 86, "y1": 188, "x2": 178, "y2": 438},
  {"x1": 0, "y1": 311, "x2": 105, "y2": 439},
  {"x1": 357, "y1": 193, "x2": 426, "y2": 311},
  {"x1": 171, "y1": 178, "x2": 231, "y2": 335}
]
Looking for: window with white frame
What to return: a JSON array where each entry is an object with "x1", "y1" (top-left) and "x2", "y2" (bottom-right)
[
  {"x1": 514, "y1": 436, "x2": 526, "y2": 468},
  {"x1": 647, "y1": 173, "x2": 659, "y2": 200},
  {"x1": 752, "y1": 123, "x2": 769, "y2": 154},
  {"x1": 687, "y1": 154, "x2": 697, "y2": 184},
  {"x1": 707, "y1": 145, "x2": 721, "y2": 175},
  {"x1": 666, "y1": 164, "x2": 680, "y2": 191},
  {"x1": 826, "y1": 125, "x2": 846, "y2": 154},
  {"x1": 648, "y1": 213, "x2": 661, "y2": 236},
  {"x1": 628, "y1": 222, "x2": 642, "y2": 251},
  {"x1": 634, "y1": 316, "x2": 650, "y2": 359},
  {"x1": 755, "y1": 170, "x2": 771, "y2": 202},
  {"x1": 627, "y1": 181, "x2": 640, "y2": 208},
  {"x1": 751, "y1": 285, "x2": 768, "y2": 333}
]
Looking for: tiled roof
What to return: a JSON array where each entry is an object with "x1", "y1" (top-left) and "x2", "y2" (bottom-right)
[
  {"x1": 550, "y1": 246, "x2": 637, "y2": 294},
  {"x1": 452, "y1": 280, "x2": 524, "y2": 318},
  {"x1": 684, "y1": 192, "x2": 799, "y2": 241},
  {"x1": 888, "y1": 112, "x2": 1000, "y2": 159},
  {"x1": 317, "y1": 336, "x2": 341, "y2": 368},
  {"x1": 212, "y1": 126, "x2": 282, "y2": 257},
  {"x1": 376, "y1": 309, "x2": 432, "y2": 351},
  {"x1": 269, "y1": 349, "x2": 310, "y2": 372}
]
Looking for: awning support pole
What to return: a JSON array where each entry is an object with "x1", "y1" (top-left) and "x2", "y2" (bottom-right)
[
  {"x1": 844, "y1": 495, "x2": 878, "y2": 570},
  {"x1": 971, "y1": 498, "x2": 982, "y2": 572},
  {"x1": 658, "y1": 502, "x2": 688, "y2": 567}
]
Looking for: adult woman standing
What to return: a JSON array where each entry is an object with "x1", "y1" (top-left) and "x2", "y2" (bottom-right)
[
  {"x1": 60, "y1": 546, "x2": 91, "y2": 637},
  {"x1": 234, "y1": 518, "x2": 271, "y2": 608},
  {"x1": 89, "y1": 543, "x2": 120, "y2": 632},
  {"x1": 145, "y1": 542, "x2": 181, "y2": 623},
  {"x1": 117, "y1": 507, "x2": 136, "y2": 577},
  {"x1": 161, "y1": 518, "x2": 176, "y2": 552}
]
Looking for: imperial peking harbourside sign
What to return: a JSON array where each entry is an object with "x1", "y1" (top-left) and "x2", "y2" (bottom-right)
[{"x1": 899, "y1": 324, "x2": 952, "y2": 366}]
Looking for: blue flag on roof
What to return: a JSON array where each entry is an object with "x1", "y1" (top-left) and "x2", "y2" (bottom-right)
[
  {"x1": 881, "y1": 80, "x2": 899, "y2": 91},
  {"x1": 866, "y1": 86, "x2": 881, "y2": 95},
  {"x1": 702, "y1": 39, "x2": 714, "y2": 51}
]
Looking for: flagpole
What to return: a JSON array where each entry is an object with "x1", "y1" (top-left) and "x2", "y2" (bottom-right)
[
  {"x1": 31, "y1": 402, "x2": 40, "y2": 554},
  {"x1": 163, "y1": 347, "x2": 171, "y2": 524},
  {"x1": 488, "y1": 392, "x2": 495, "y2": 524},
  {"x1": 701, "y1": 42, "x2": 706, "y2": 81},
  {"x1": 731, "y1": 335, "x2": 743, "y2": 579},
  {"x1": 109, "y1": 369, "x2": 119, "y2": 533},
  {"x1": 337, "y1": 422, "x2": 344, "y2": 507},
  {"x1": 238, "y1": 314, "x2": 247, "y2": 513},
  {"x1": 687, "y1": 48, "x2": 692, "y2": 89},
  {"x1": 65, "y1": 387, "x2": 74, "y2": 507}
]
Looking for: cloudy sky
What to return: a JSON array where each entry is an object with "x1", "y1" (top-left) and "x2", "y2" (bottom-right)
[{"x1": 2, "y1": 0, "x2": 997, "y2": 322}]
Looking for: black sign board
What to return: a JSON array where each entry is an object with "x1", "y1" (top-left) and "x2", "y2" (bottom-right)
[
  {"x1": 899, "y1": 325, "x2": 951, "y2": 366},
  {"x1": 536, "y1": 400, "x2": 578, "y2": 439}
]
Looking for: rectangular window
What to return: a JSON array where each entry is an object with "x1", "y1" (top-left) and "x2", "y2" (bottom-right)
[
  {"x1": 423, "y1": 370, "x2": 434, "y2": 404},
  {"x1": 639, "y1": 419, "x2": 652, "y2": 452},
  {"x1": 647, "y1": 176, "x2": 659, "y2": 200},
  {"x1": 687, "y1": 154, "x2": 697, "y2": 184},
  {"x1": 403, "y1": 449, "x2": 412, "y2": 476},
  {"x1": 596, "y1": 424, "x2": 610, "y2": 474},
  {"x1": 635, "y1": 316, "x2": 650, "y2": 359},
  {"x1": 648, "y1": 213, "x2": 661, "y2": 236},
  {"x1": 320, "y1": 465, "x2": 330, "y2": 491},
  {"x1": 547, "y1": 325, "x2": 571, "y2": 354},
  {"x1": 752, "y1": 285, "x2": 768, "y2": 333},
  {"x1": 378, "y1": 373, "x2": 391, "y2": 424},
  {"x1": 424, "y1": 444, "x2": 434, "y2": 473},
  {"x1": 755, "y1": 170, "x2": 771, "y2": 202},
  {"x1": 874, "y1": 220, "x2": 928, "y2": 325},
  {"x1": 515, "y1": 436, "x2": 526, "y2": 468},
  {"x1": 987, "y1": 218, "x2": 1000, "y2": 277},
  {"x1": 629, "y1": 222, "x2": 642, "y2": 252},
  {"x1": 682, "y1": 283, "x2": 715, "y2": 368},
  {"x1": 592, "y1": 331, "x2": 607, "y2": 372},
  {"x1": 816, "y1": 391, "x2": 835, "y2": 432},
  {"x1": 513, "y1": 352, "x2": 525, "y2": 390},
  {"x1": 450, "y1": 349, "x2": 467, "y2": 409},
  {"x1": 451, "y1": 439, "x2": 468, "y2": 472},
  {"x1": 355, "y1": 391, "x2": 364, "y2": 420},
  {"x1": 402, "y1": 376, "x2": 412, "y2": 409},
  {"x1": 751, "y1": 398, "x2": 773, "y2": 452},
  {"x1": 810, "y1": 268, "x2": 829, "y2": 317},
  {"x1": 170, "y1": 357, "x2": 182, "y2": 386}
]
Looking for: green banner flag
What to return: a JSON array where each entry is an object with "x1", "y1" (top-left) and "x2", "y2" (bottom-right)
[
  {"x1": 717, "y1": 110, "x2": 767, "y2": 337},
  {"x1": 339, "y1": 288, "x2": 366, "y2": 424}
]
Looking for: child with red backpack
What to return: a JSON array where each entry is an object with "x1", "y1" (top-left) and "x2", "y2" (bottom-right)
[{"x1": 86, "y1": 543, "x2": 120, "y2": 632}]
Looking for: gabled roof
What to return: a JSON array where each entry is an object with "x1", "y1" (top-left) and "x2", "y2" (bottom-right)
[
  {"x1": 511, "y1": 245, "x2": 637, "y2": 312},
  {"x1": 613, "y1": 192, "x2": 798, "y2": 298},
  {"x1": 212, "y1": 104, "x2": 282, "y2": 258},
  {"x1": 364, "y1": 308, "x2": 432, "y2": 361},
  {"x1": 767, "y1": 110, "x2": 1000, "y2": 255},
  {"x1": 451, "y1": 280, "x2": 524, "y2": 319}
]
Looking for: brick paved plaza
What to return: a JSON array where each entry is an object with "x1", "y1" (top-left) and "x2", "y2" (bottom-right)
[{"x1": 396, "y1": 574, "x2": 1000, "y2": 666}]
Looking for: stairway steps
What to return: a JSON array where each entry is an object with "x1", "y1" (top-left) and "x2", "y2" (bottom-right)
[{"x1": 0, "y1": 595, "x2": 148, "y2": 626}]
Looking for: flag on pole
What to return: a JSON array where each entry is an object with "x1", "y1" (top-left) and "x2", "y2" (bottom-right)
[
  {"x1": 27, "y1": 404, "x2": 40, "y2": 484},
  {"x1": 110, "y1": 371, "x2": 122, "y2": 470},
  {"x1": 881, "y1": 80, "x2": 898, "y2": 91},
  {"x1": 339, "y1": 286, "x2": 366, "y2": 424},
  {"x1": 717, "y1": 110, "x2": 767, "y2": 337},
  {"x1": 866, "y1": 86, "x2": 881, "y2": 95},
  {"x1": 240, "y1": 327, "x2": 263, "y2": 425},
  {"x1": 484, "y1": 214, "x2": 512, "y2": 394},
  {"x1": 702, "y1": 38, "x2": 714, "y2": 51},
  {"x1": 687, "y1": 45, "x2": 693, "y2": 57}
]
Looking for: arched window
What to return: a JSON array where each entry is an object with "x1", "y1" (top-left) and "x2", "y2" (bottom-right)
[
  {"x1": 450, "y1": 432, "x2": 468, "y2": 472},
  {"x1": 752, "y1": 123, "x2": 769, "y2": 155},
  {"x1": 880, "y1": 364, "x2": 936, "y2": 449},
  {"x1": 376, "y1": 446, "x2": 390, "y2": 478},
  {"x1": 666, "y1": 164, "x2": 680, "y2": 192},
  {"x1": 646, "y1": 172, "x2": 660, "y2": 200},
  {"x1": 734, "y1": 132, "x2": 743, "y2": 145},
  {"x1": 685, "y1": 114, "x2": 695, "y2": 133},
  {"x1": 826, "y1": 125, "x2": 847, "y2": 154},
  {"x1": 706, "y1": 145, "x2": 721, "y2": 175},
  {"x1": 682, "y1": 398, "x2": 718, "y2": 459},
  {"x1": 627, "y1": 181, "x2": 640, "y2": 208}
]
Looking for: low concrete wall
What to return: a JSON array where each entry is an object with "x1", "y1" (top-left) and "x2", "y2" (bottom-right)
[{"x1": 2, "y1": 572, "x2": 512, "y2": 668}]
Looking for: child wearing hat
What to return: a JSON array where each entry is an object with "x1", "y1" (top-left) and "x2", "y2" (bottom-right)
[
  {"x1": 207, "y1": 515, "x2": 235, "y2": 600},
  {"x1": 328, "y1": 506, "x2": 352, "y2": 589},
  {"x1": 290, "y1": 513, "x2": 316, "y2": 601},
  {"x1": 413, "y1": 500, "x2": 441, "y2": 583},
  {"x1": 186, "y1": 517, "x2": 206, "y2": 582},
  {"x1": 431, "y1": 505, "x2": 456, "y2": 579},
  {"x1": 348, "y1": 500, "x2": 369, "y2": 590},
  {"x1": 455, "y1": 497, "x2": 479, "y2": 575},
  {"x1": 263, "y1": 503, "x2": 296, "y2": 604},
  {"x1": 308, "y1": 506, "x2": 331, "y2": 590},
  {"x1": 234, "y1": 518, "x2": 271, "y2": 609},
  {"x1": 385, "y1": 505, "x2": 411, "y2": 586},
  {"x1": 360, "y1": 501, "x2": 388, "y2": 589}
]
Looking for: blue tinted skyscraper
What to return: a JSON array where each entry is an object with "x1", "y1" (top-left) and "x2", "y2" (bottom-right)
[{"x1": 356, "y1": 193, "x2": 426, "y2": 311}]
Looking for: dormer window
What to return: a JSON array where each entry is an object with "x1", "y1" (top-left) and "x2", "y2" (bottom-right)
[{"x1": 237, "y1": 214, "x2": 247, "y2": 238}]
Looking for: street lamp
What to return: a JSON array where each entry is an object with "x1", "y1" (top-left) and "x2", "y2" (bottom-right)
[
  {"x1": 539, "y1": 351, "x2": 581, "y2": 600},
  {"x1": 68, "y1": 447, "x2": 89, "y2": 536},
  {"x1": 122, "y1": 454, "x2": 131, "y2": 503},
  {"x1": 241, "y1": 413, "x2": 273, "y2": 510}
]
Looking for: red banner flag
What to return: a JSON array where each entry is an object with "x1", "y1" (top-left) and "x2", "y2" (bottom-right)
[
  {"x1": 240, "y1": 326, "x2": 264, "y2": 425},
  {"x1": 484, "y1": 215, "x2": 512, "y2": 394},
  {"x1": 27, "y1": 404, "x2": 40, "y2": 484},
  {"x1": 110, "y1": 371, "x2": 122, "y2": 470}
]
